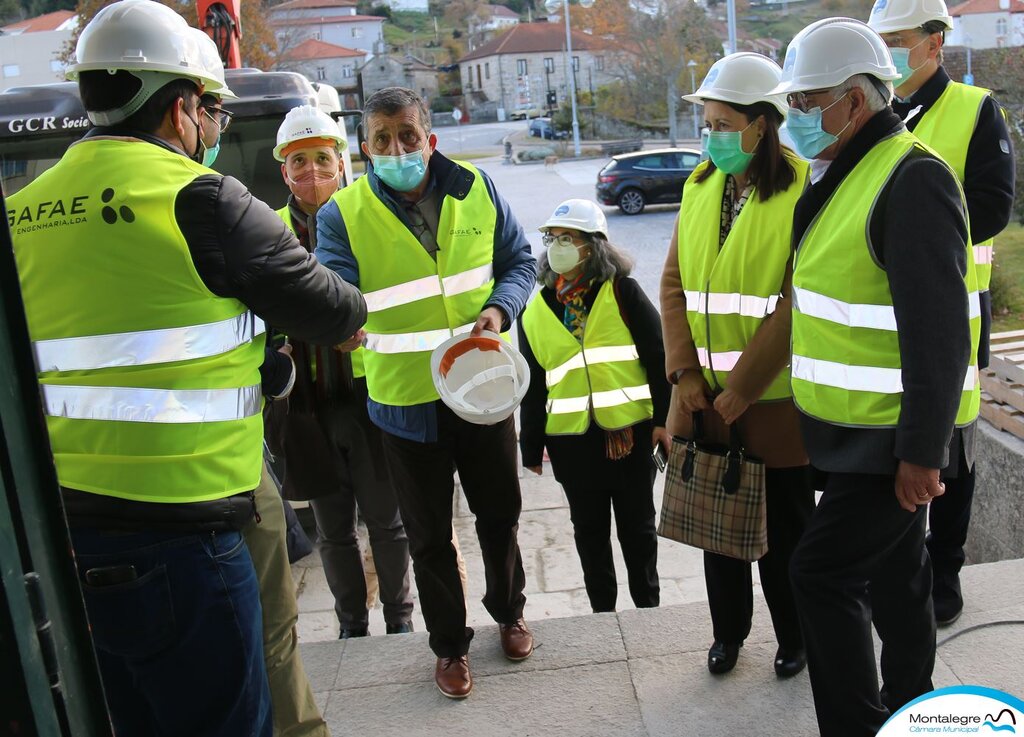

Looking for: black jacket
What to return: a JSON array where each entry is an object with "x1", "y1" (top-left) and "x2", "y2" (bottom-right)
[
  {"x1": 62, "y1": 131, "x2": 366, "y2": 529},
  {"x1": 794, "y1": 111, "x2": 972, "y2": 476},
  {"x1": 517, "y1": 277, "x2": 671, "y2": 486},
  {"x1": 894, "y1": 66, "x2": 1016, "y2": 368}
]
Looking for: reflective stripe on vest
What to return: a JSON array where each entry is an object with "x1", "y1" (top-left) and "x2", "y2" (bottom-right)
[
  {"x1": 678, "y1": 155, "x2": 809, "y2": 401},
  {"x1": 335, "y1": 163, "x2": 496, "y2": 406},
  {"x1": 791, "y1": 130, "x2": 981, "y2": 429},
  {"x1": 276, "y1": 205, "x2": 296, "y2": 234},
  {"x1": 33, "y1": 312, "x2": 265, "y2": 372},
  {"x1": 42, "y1": 384, "x2": 262, "y2": 423},
  {"x1": 9, "y1": 139, "x2": 265, "y2": 502},
  {"x1": 911, "y1": 81, "x2": 995, "y2": 292},
  {"x1": 520, "y1": 280, "x2": 653, "y2": 435}
]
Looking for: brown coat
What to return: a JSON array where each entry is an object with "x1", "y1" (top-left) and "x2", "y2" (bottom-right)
[{"x1": 660, "y1": 212, "x2": 807, "y2": 469}]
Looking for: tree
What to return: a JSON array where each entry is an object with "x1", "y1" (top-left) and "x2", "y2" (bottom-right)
[{"x1": 61, "y1": 0, "x2": 277, "y2": 69}]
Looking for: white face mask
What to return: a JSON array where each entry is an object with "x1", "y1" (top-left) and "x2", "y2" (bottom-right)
[{"x1": 546, "y1": 237, "x2": 585, "y2": 274}]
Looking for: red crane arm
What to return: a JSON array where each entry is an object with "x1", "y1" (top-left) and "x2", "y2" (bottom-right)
[{"x1": 198, "y1": 0, "x2": 243, "y2": 69}]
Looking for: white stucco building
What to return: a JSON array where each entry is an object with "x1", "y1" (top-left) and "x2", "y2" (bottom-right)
[
  {"x1": 270, "y1": 0, "x2": 386, "y2": 59},
  {"x1": 948, "y1": 0, "x2": 1024, "y2": 49},
  {"x1": 382, "y1": 0, "x2": 429, "y2": 11},
  {"x1": 0, "y1": 10, "x2": 77, "y2": 92},
  {"x1": 277, "y1": 38, "x2": 366, "y2": 89}
]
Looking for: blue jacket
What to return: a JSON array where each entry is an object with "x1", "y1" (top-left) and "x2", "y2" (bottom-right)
[{"x1": 315, "y1": 149, "x2": 536, "y2": 442}]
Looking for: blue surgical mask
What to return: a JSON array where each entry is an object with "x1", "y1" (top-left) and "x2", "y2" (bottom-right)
[
  {"x1": 372, "y1": 143, "x2": 429, "y2": 192},
  {"x1": 705, "y1": 120, "x2": 758, "y2": 175},
  {"x1": 782, "y1": 92, "x2": 850, "y2": 160},
  {"x1": 889, "y1": 37, "x2": 928, "y2": 87},
  {"x1": 203, "y1": 137, "x2": 221, "y2": 168}
]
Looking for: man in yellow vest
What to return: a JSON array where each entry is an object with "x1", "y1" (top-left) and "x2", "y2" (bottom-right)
[
  {"x1": 315, "y1": 86, "x2": 537, "y2": 699},
  {"x1": 190, "y1": 45, "x2": 333, "y2": 737},
  {"x1": 6, "y1": 2, "x2": 365, "y2": 733},
  {"x1": 773, "y1": 18, "x2": 978, "y2": 736},
  {"x1": 868, "y1": 0, "x2": 1015, "y2": 629},
  {"x1": 268, "y1": 104, "x2": 414, "y2": 641}
]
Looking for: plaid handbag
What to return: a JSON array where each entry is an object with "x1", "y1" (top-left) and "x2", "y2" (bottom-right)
[{"x1": 657, "y1": 411, "x2": 768, "y2": 562}]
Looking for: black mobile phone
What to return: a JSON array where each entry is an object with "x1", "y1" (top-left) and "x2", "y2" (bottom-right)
[
  {"x1": 652, "y1": 443, "x2": 668, "y2": 473},
  {"x1": 84, "y1": 564, "x2": 138, "y2": 587}
]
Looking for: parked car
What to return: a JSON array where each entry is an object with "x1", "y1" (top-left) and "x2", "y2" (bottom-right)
[
  {"x1": 528, "y1": 117, "x2": 568, "y2": 140},
  {"x1": 509, "y1": 105, "x2": 546, "y2": 121},
  {"x1": 595, "y1": 147, "x2": 702, "y2": 215}
]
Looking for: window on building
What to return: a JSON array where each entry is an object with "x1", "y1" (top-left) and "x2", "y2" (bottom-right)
[
  {"x1": 352, "y1": 27, "x2": 363, "y2": 38},
  {"x1": 3, "y1": 64, "x2": 20, "y2": 78},
  {"x1": 50, "y1": 59, "x2": 64, "y2": 74},
  {"x1": 316, "y1": 66, "x2": 326, "y2": 81},
  {"x1": 477, "y1": 64, "x2": 482, "y2": 89},
  {"x1": 572, "y1": 56, "x2": 580, "y2": 72},
  {"x1": 313, "y1": 31, "x2": 320, "y2": 40},
  {"x1": 517, "y1": 58, "x2": 527, "y2": 76},
  {"x1": 544, "y1": 57, "x2": 554, "y2": 73},
  {"x1": 595, "y1": 55, "x2": 604, "y2": 71},
  {"x1": 996, "y1": 17, "x2": 1008, "y2": 36},
  {"x1": 343, "y1": 65, "x2": 353, "y2": 78},
  {"x1": 485, "y1": 62, "x2": 490, "y2": 79}
]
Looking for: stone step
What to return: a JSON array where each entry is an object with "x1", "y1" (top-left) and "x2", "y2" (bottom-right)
[{"x1": 299, "y1": 559, "x2": 1024, "y2": 737}]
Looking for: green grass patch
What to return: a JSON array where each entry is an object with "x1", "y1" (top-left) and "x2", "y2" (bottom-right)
[{"x1": 992, "y1": 223, "x2": 1024, "y2": 333}]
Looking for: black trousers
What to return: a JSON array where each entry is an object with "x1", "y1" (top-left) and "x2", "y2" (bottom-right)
[
  {"x1": 704, "y1": 465, "x2": 814, "y2": 651},
  {"x1": 560, "y1": 470, "x2": 660, "y2": 613},
  {"x1": 380, "y1": 403, "x2": 526, "y2": 658},
  {"x1": 790, "y1": 472, "x2": 934, "y2": 737},
  {"x1": 927, "y1": 464, "x2": 976, "y2": 610}
]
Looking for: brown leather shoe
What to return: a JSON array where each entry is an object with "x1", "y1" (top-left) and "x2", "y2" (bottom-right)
[
  {"x1": 499, "y1": 618, "x2": 534, "y2": 661},
  {"x1": 434, "y1": 655, "x2": 472, "y2": 699}
]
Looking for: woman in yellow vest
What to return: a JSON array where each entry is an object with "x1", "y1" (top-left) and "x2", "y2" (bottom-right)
[
  {"x1": 519, "y1": 199, "x2": 671, "y2": 613},
  {"x1": 660, "y1": 53, "x2": 815, "y2": 678}
]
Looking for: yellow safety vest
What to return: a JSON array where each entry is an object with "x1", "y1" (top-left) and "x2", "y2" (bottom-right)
[
  {"x1": 331, "y1": 163, "x2": 496, "y2": 406},
  {"x1": 520, "y1": 281, "x2": 653, "y2": 435},
  {"x1": 911, "y1": 81, "x2": 995, "y2": 291},
  {"x1": 677, "y1": 154, "x2": 809, "y2": 400},
  {"x1": 791, "y1": 130, "x2": 980, "y2": 428},
  {"x1": 8, "y1": 139, "x2": 265, "y2": 502}
]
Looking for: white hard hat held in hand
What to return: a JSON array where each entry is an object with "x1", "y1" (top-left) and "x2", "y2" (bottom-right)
[
  {"x1": 274, "y1": 104, "x2": 348, "y2": 161},
  {"x1": 431, "y1": 331, "x2": 530, "y2": 426}
]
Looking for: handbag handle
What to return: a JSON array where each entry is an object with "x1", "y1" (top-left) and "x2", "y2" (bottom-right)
[
  {"x1": 722, "y1": 422, "x2": 745, "y2": 496},
  {"x1": 681, "y1": 411, "x2": 703, "y2": 482}
]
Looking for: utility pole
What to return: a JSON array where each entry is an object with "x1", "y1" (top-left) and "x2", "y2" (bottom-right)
[{"x1": 726, "y1": 0, "x2": 738, "y2": 55}]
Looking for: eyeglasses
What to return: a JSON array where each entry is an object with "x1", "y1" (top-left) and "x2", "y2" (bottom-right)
[
  {"x1": 785, "y1": 89, "x2": 832, "y2": 113},
  {"x1": 542, "y1": 233, "x2": 584, "y2": 248},
  {"x1": 202, "y1": 106, "x2": 234, "y2": 132}
]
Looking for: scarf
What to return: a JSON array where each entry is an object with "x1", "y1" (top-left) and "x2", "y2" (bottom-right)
[{"x1": 554, "y1": 275, "x2": 634, "y2": 461}]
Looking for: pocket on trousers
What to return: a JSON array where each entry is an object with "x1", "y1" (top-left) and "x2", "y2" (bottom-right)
[{"x1": 81, "y1": 564, "x2": 176, "y2": 659}]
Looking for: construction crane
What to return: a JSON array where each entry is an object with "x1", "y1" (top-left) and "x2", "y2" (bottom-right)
[{"x1": 198, "y1": 0, "x2": 243, "y2": 69}]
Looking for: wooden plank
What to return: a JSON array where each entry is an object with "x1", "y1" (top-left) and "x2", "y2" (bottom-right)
[
  {"x1": 987, "y1": 353, "x2": 1024, "y2": 385},
  {"x1": 979, "y1": 393, "x2": 1024, "y2": 441},
  {"x1": 980, "y1": 370, "x2": 1024, "y2": 413},
  {"x1": 990, "y1": 340, "x2": 1024, "y2": 353},
  {"x1": 991, "y1": 329, "x2": 1024, "y2": 341}
]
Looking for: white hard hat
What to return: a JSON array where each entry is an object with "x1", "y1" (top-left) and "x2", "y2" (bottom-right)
[
  {"x1": 430, "y1": 331, "x2": 530, "y2": 426},
  {"x1": 867, "y1": 0, "x2": 953, "y2": 34},
  {"x1": 67, "y1": 0, "x2": 222, "y2": 125},
  {"x1": 190, "y1": 28, "x2": 237, "y2": 101},
  {"x1": 772, "y1": 17, "x2": 899, "y2": 96},
  {"x1": 274, "y1": 104, "x2": 348, "y2": 161},
  {"x1": 540, "y1": 198, "x2": 608, "y2": 240},
  {"x1": 683, "y1": 53, "x2": 789, "y2": 119}
]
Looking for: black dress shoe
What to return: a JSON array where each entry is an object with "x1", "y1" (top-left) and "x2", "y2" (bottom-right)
[
  {"x1": 386, "y1": 622, "x2": 414, "y2": 634},
  {"x1": 339, "y1": 627, "x2": 369, "y2": 639},
  {"x1": 773, "y1": 647, "x2": 807, "y2": 678},
  {"x1": 707, "y1": 641, "x2": 741, "y2": 674}
]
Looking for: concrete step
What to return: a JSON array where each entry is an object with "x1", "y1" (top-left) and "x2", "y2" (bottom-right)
[{"x1": 299, "y1": 558, "x2": 1024, "y2": 737}]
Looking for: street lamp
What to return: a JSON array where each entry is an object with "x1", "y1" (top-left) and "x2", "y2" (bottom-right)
[
  {"x1": 545, "y1": 0, "x2": 594, "y2": 157},
  {"x1": 687, "y1": 59, "x2": 699, "y2": 139}
]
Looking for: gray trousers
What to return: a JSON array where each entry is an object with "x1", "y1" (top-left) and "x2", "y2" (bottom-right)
[{"x1": 310, "y1": 379, "x2": 413, "y2": 630}]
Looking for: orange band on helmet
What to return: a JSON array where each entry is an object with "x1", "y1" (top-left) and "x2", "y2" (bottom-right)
[
  {"x1": 439, "y1": 337, "x2": 502, "y2": 377},
  {"x1": 281, "y1": 137, "x2": 339, "y2": 159}
]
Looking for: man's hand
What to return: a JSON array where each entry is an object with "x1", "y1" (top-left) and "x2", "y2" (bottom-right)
[
  {"x1": 277, "y1": 342, "x2": 292, "y2": 357},
  {"x1": 471, "y1": 306, "x2": 506, "y2": 336},
  {"x1": 525, "y1": 465, "x2": 543, "y2": 476},
  {"x1": 714, "y1": 389, "x2": 751, "y2": 426},
  {"x1": 335, "y1": 328, "x2": 366, "y2": 353},
  {"x1": 895, "y1": 460, "x2": 945, "y2": 513},
  {"x1": 652, "y1": 426, "x2": 672, "y2": 453},
  {"x1": 676, "y1": 370, "x2": 712, "y2": 413}
]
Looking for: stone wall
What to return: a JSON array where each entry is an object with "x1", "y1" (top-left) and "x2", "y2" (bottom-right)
[{"x1": 968, "y1": 420, "x2": 1024, "y2": 563}]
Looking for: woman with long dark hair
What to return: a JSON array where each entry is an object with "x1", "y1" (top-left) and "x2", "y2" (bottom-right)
[{"x1": 661, "y1": 53, "x2": 815, "y2": 678}]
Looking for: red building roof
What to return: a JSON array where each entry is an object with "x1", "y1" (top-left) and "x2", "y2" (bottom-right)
[
  {"x1": 2, "y1": 10, "x2": 76, "y2": 33},
  {"x1": 271, "y1": 0, "x2": 356, "y2": 11},
  {"x1": 279, "y1": 38, "x2": 366, "y2": 61},
  {"x1": 270, "y1": 13, "x2": 384, "y2": 26},
  {"x1": 458, "y1": 21, "x2": 613, "y2": 63}
]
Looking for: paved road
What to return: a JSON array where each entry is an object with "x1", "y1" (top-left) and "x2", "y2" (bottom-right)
[{"x1": 433, "y1": 121, "x2": 526, "y2": 153}]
